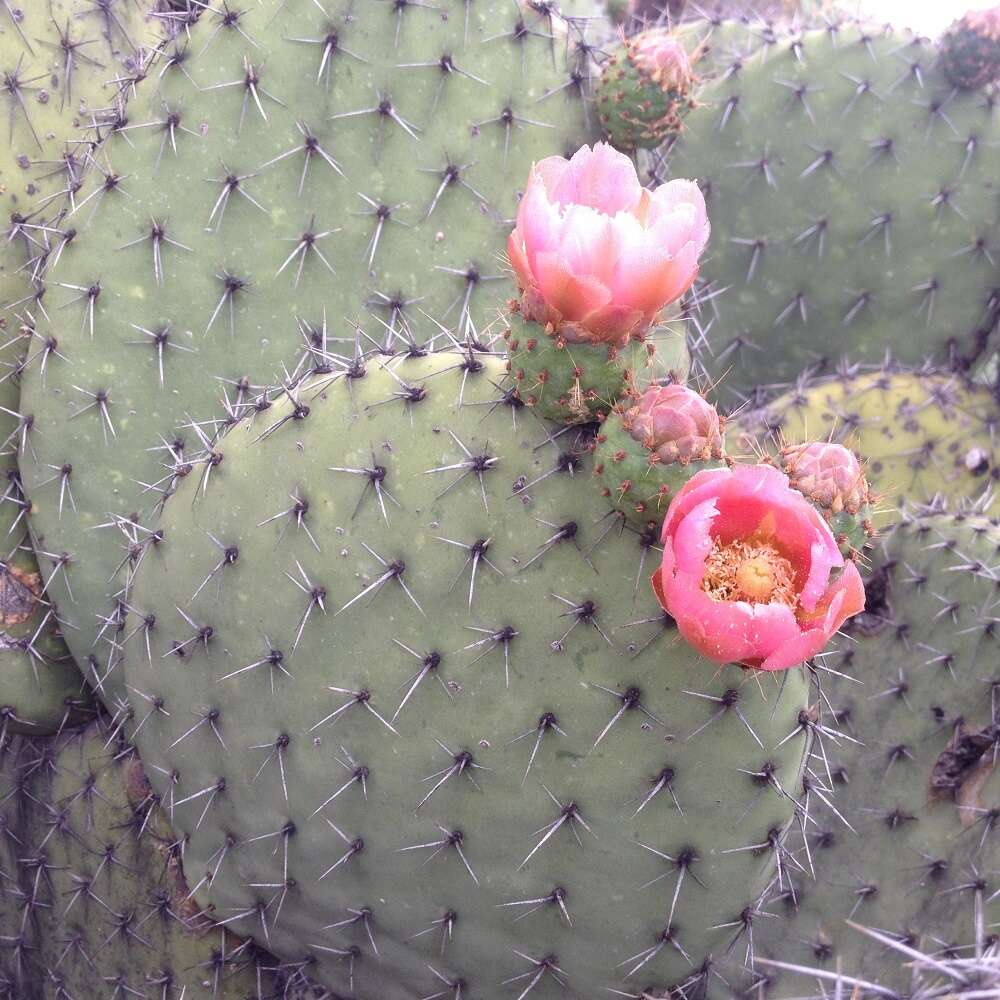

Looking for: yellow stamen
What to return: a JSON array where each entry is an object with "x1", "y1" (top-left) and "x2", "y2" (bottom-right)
[{"x1": 702, "y1": 538, "x2": 797, "y2": 607}]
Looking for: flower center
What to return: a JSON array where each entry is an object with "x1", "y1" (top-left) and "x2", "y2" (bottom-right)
[{"x1": 702, "y1": 539, "x2": 797, "y2": 606}]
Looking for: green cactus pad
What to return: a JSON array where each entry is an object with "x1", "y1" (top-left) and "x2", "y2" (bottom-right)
[
  {"x1": 665, "y1": 23, "x2": 1000, "y2": 407},
  {"x1": 123, "y1": 353, "x2": 813, "y2": 998},
  {"x1": 17, "y1": 0, "x2": 604, "y2": 705},
  {"x1": 1, "y1": 0, "x2": 166, "y2": 314},
  {"x1": 752, "y1": 511, "x2": 1000, "y2": 994},
  {"x1": 0, "y1": 0, "x2": 165, "y2": 731},
  {"x1": 729, "y1": 369, "x2": 1000, "y2": 521}
]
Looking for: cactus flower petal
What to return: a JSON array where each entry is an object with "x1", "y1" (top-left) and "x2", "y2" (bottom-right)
[
  {"x1": 652, "y1": 464, "x2": 865, "y2": 670},
  {"x1": 509, "y1": 142, "x2": 709, "y2": 343}
]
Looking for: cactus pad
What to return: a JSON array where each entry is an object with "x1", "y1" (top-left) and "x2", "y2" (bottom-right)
[
  {"x1": 666, "y1": 23, "x2": 1000, "y2": 406},
  {"x1": 123, "y1": 353, "x2": 814, "y2": 998},
  {"x1": 0, "y1": 723, "x2": 307, "y2": 998}
]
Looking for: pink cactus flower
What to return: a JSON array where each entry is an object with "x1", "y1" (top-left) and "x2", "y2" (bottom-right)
[
  {"x1": 651, "y1": 464, "x2": 865, "y2": 671},
  {"x1": 507, "y1": 142, "x2": 710, "y2": 344},
  {"x1": 622, "y1": 384, "x2": 723, "y2": 464}
]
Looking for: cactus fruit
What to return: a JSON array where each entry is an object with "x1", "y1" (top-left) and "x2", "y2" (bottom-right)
[
  {"x1": 593, "y1": 383, "x2": 727, "y2": 521},
  {"x1": 0, "y1": 723, "x2": 309, "y2": 998},
  {"x1": 730, "y1": 370, "x2": 1000, "y2": 519},
  {"x1": 122, "y1": 352, "x2": 816, "y2": 998},
  {"x1": 940, "y1": 6, "x2": 1000, "y2": 91},
  {"x1": 664, "y1": 23, "x2": 1000, "y2": 406},
  {"x1": 504, "y1": 308, "x2": 690, "y2": 423},
  {"x1": 16, "y1": 0, "x2": 603, "y2": 702},
  {"x1": 596, "y1": 29, "x2": 696, "y2": 151},
  {"x1": 752, "y1": 511, "x2": 1000, "y2": 994}
]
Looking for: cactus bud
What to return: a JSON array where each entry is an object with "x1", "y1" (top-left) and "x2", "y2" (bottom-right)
[
  {"x1": 594, "y1": 384, "x2": 727, "y2": 521},
  {"x1": 622, "y1": 384, "x2": 724, "y2": 465},
  {"x1": 780, "y1": 441, "x2": 869, "y2": 515},
  {"x1": 596, "y1": 29, "x2": 696, "y2": 151},
  {"x1": 780, "y1": 441, "x2": 876, "y2": 558},
  {"x1": 940, "y1": 7, "x2": 1000, "y2": 90}
]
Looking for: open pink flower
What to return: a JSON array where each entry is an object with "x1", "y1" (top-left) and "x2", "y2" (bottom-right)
[
  {"x1": 651, "y1": 464, "x2": 865, "y2": 671},
  {"x1": 507, "y1": 143, "x2": 709, "y2": 344}
]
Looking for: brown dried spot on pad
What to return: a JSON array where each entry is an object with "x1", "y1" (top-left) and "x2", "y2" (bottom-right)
[
  {"x1": 930, "y1": 722, "x2": 999, "y2": 826},
  {"x1": 0, "y1": 563, "x2": 41, "y2": 626}
]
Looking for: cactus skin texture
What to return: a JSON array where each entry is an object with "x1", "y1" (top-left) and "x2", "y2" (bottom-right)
[
  {"x1": 504, "y1": 309, "x2": 690, "y2": 423},
  {"x1": 730, "y1": 370, "x2": 1000, "y2": 521},
  {"x1": 122, "y1": 353, "x2": 814, "y2": 999},
  {"x1": 940, "y1": 7, "x2": 1000, "y2": 90},
  {"x1": 0, "y1": 722, "x2": 313, "y2": 999},
  {"x1": 751, "y1": 512, "x2": 1000, "y2": 996},
  {"x1": 16, "y1": 0, "x2": 603, "y2": 705},
  {"x1": 665, "y1": 23, "x2": 1000, "y2": 407},
  {"x1": 669, "y1": 16, "x2": 790, "y2": 84}
]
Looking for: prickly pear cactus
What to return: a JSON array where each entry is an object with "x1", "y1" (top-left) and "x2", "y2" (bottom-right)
[
  {"x1": 752, "y1": 511, "x2": 1000, "y2": 995},
  {"x1": 593, "y1": 384, "x2": 727, "y2": 523},
  {"x1": 123, "y1": 354, "x2": 814, "y2": 998},
  {"x1": 596, "y1": 29, "x2": 696, "y2": 151},
  {"x1": 778, "y1": 440, "x2": 875, "y2": 559},
  {"x1": 0, "y1": 723, "x2": 303, "y2": 998},
  {"x1": 668, "y1": 15, "x2": 790, "y2": 84},
  {"x1": 665, "y1": 23, "x2": 1000, "y2": 406},
  {"x1": 17, "y1": 0, "x2": 607, "y2": 703},
  {"x1": 730, "y1": 369, "x2": 1000, "y2": 519}
]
